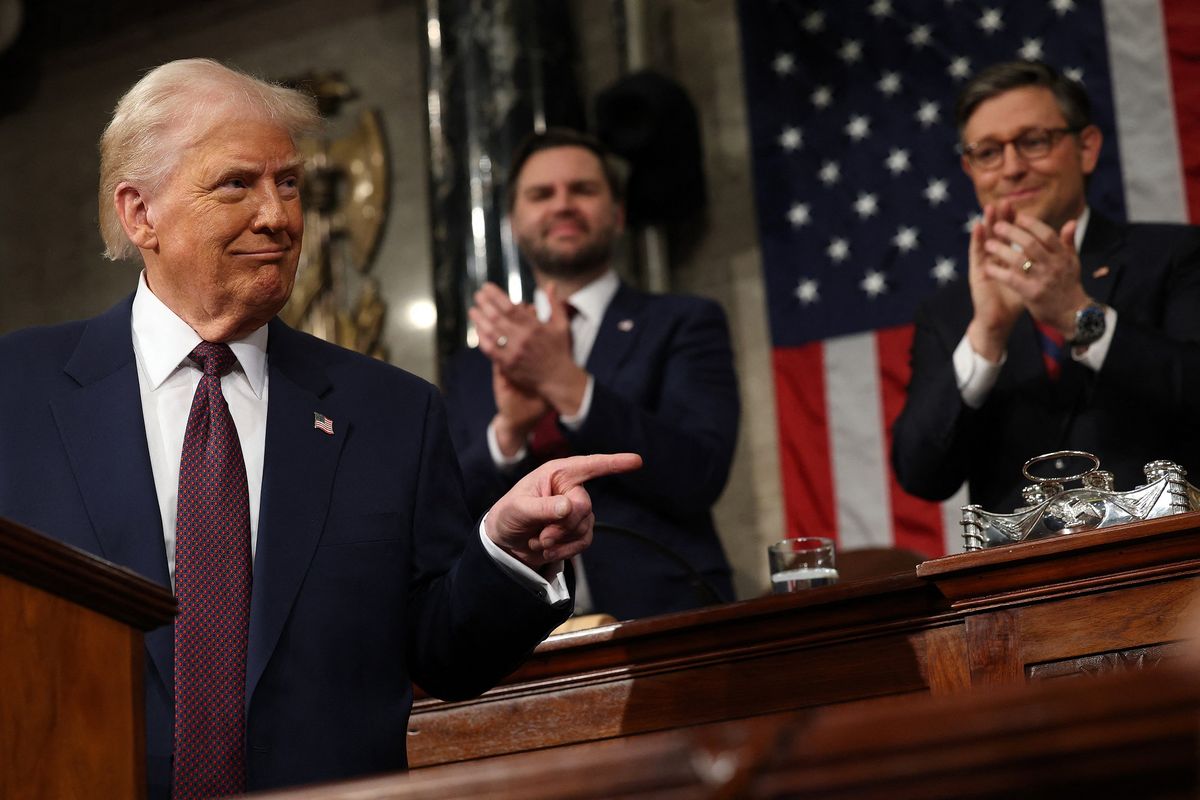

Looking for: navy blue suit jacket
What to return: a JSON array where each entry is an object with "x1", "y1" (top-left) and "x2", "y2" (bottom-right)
[
  {"x1": 0, "y1": 296, "x2": 569, "y2": 797},
  {"x1": 892, "y1": 213, "x2": 1200, "y2": 513},
  {"x1": 443, "y1": 282, "x2": 739, "y2": 621}
]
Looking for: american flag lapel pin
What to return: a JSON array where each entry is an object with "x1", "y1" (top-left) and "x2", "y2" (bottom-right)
[
  {"x1": 617, "y1": 319, "x2": 634, "y2": 332},
  {"x1": 313, "y1": 412, "x2": 334, "y2": 435}
]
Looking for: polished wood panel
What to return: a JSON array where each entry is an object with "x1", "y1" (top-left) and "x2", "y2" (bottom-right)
[
  {"x1": 407, "y1": 513, "x2": 1200, "y2": 768},
  {"x1": 252, "y1": 666, "x2": 1200, "y2": 799},
  {"x1": 0, "y1": 516, "x2": 176, "y2": 800},
  {"x1": 408, "y1": 573, "x2": 954, "y2": 765}
]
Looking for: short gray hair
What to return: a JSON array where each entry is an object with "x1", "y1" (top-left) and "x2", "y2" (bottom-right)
[{"x1": 98, "y1": 58, "x2": 322, "y2": 261}]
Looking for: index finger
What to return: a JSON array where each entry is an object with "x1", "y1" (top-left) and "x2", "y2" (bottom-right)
[{"x1": 546, "y1": 453, "x2": 643, "y2": 488}]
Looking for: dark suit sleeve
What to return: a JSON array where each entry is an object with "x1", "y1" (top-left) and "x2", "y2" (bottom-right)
[
  {"x1": 1093, "y1": 227, "x2": 1200, "y2": 416},
  {"x1": 405, "y1": 389, "x2": 568, "y2": 700},
  {"x1": 572, "y1": 299, "x2": 740, "y2": 511},
  {"x1": 890, "y1": 298, "x2": 977, "y2": 502}
]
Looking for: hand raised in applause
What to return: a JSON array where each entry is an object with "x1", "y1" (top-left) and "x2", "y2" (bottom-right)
[
  {"x1": 490, "y1": 363, "x2": 548, "y2": 458},
  {"x1": 468, "y1": 282, "x2": 588, "y2": 416},
  {"x1": 980, "y1": 209, "x2": 1091, "y2": 339},
  {"x1": 966, "y1": 202, "x2": 1026, "y2": 361}
]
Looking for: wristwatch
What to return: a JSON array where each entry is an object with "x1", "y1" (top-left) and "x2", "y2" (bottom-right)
[{"x1": 1069, "y1": 302, "x2": 1107, "y2": 347}]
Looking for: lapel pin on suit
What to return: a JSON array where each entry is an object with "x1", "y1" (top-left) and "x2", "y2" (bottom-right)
[
  {"x1": 1092, "y1": 265, "x2": 1111, "y2": 279},
  {"x1": 617, "y1": 319, "x2": 635, "y2": 332},
  {"x1": 313, "y1": 412, "x2": 334, "y2": 435}
]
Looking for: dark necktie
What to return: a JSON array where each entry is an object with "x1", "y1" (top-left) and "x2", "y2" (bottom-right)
[
  {"x1": 1034, "y1": 321, "x2": 1066, "y2": 380},
  {"x1": 173, "y1": 342, "x2": 252, "y2": 799},
  {"x1": 529, "y1": 306, "x2": 577, "y2": 462}
]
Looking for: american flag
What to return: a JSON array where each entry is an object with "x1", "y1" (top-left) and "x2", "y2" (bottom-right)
[
  {"x1": 736, "y1": 0, "x2": 1200, "y2": 556},
  {"x1": 313, "y1": 412, "x2": 334, "y2": 436}
]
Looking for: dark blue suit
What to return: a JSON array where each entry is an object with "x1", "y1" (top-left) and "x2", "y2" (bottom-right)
[
  {"x1": 0, "y1": 296, "x2": 569, "y2": 797},
  {"x1": 893, "y1": 213, "x2": 1200, "y2": 513},
  {"x1": 444, "y1": 282, "x2": 739, "y2": 621}
]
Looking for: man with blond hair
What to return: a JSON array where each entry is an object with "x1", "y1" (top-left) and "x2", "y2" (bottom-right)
[{"x1": 0, "y1": 59, "x2": 638, "y2": 798}]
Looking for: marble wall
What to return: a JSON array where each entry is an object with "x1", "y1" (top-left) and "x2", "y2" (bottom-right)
[{"x1": 0, "y1": 0, "x2": 781, "y2": 599}]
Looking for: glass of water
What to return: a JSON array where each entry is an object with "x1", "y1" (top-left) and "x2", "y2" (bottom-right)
[{"x1": 768, "y1": 537, "x2": 839, "y2": 593}]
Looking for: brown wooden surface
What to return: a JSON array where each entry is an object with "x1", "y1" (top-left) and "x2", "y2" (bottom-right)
[
  {"x1": 0, "y1": 515, "x2": 177, "y2": 800},
  {"x1": 407, "y1": 513, "x2": 1200, "y2": 768},
  {"x1": 251, "y1": 665, "x2": 1200, "y2": 799},
  {"x1": 0, "y1": 514, "x2": 176, "y2": 631}
]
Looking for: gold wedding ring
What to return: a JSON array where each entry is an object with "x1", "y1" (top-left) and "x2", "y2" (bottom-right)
[
  {"x1": 1021, "y1": 258, "x2": 1034, "y2": 274},
  {"x1": 496, "y1": 335, "x2": 508, "y2": 348}
]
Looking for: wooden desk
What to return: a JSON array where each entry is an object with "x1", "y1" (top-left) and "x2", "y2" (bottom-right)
[
  {"x1": 256, "y1": 662, "x2": 1200, "y2": 799},
  {"x1": 406, "y1": 512, "x2": 1200, "y2": 767}
]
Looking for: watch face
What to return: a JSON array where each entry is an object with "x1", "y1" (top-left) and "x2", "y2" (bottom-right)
[{"x1": 1073, "y1": 304, "x2": 1106, "y2": 346}]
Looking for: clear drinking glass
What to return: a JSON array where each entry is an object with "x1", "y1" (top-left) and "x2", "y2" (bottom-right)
[{"x1": 768, "y1": 537, "x2": 839, "y2": 593}]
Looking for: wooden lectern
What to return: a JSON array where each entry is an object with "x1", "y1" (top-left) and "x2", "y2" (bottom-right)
[{"x1": 0, "y1": 515, "x2": 175, "y2": 799}]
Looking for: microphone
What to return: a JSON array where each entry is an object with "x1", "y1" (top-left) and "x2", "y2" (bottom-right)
[{"x1": 593, "y1": 522, "x2": 724, "y2": 607}]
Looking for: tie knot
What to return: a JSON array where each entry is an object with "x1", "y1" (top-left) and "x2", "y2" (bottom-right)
[{"x1": 190, "y1": 342, "x2": 237, "y2": 378}]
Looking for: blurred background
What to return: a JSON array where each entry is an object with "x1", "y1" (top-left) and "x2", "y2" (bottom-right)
[{"x1": 2, "y1": 0, "x2": 1192, "y2": 602}]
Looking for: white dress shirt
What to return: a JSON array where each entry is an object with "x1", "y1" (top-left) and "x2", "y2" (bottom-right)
[
  {"x1": 132, "y1": 274, "x2": 269, "y2": 586},
  {"x1": 955, "y1": 207, "x2": 1119, "y2": 408},
  {"x1": 131, "y1": 273, "x2": 566, "y2": 602}
]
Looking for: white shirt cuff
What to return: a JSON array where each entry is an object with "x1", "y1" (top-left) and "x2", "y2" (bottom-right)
[
  {"x1": 487, "y1": 419, "x2": 528, "y2": 468},
  {"x1": 1069, "y1": 307, "x2": 1117, "y2": 371},
  {"x1": 478, "y1": 516, "x2": 570, "y2": 604},
  {"x1": 954, "y1": 334, "x2": 1005, "y2": 409},
  {"x1": 558, "y1": 375, "x2": 594, "y2": 431}
]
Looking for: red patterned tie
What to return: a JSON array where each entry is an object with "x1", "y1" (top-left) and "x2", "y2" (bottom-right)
[
  {"x1": 1034, "y1": 321, "x2": 1066, "y2": 380},
  {"x1": 173, "y1": 342, "x2": 251, "y2": 799},
  {"x1": 528, "y1": 408, "x2": 573, "y2": 461},
  {"x1": 528, "y1": 305, "x2": 577, "y2": 462}
]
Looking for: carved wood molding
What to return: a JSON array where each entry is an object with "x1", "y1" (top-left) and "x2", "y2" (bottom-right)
[{"x1": 1028, "y1": 641, "x2": 1186, "y2": 681}]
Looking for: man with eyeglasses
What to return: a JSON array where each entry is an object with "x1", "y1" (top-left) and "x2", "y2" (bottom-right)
[{"x1": 893, "y1": 60, "x2": 1200, "y2": 514}]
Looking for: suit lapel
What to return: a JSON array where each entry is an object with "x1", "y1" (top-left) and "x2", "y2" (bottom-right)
[
  {"x1": 50, "y1": 296, "x2": 174, "y2": 690},
  {"x1": 1078, "y1": 211, "x2": 1124, "y2": 306},
  {"x1": 1052, "y1": 212, "x2": 1126, "y2": 423},
  {"x1": 246, "y1": 320, "x2": 346, "y2": 705},
  {"x1": 586, "y1": 283, "x2": 646, "y2": 383}
]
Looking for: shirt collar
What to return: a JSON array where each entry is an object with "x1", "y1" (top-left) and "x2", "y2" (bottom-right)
[
  {"x1": 534, "y1": 269, "x2": 620, "y2": 324},
  {"x1": 131, "y1": 271, "x2": 269, "y2": 396}
]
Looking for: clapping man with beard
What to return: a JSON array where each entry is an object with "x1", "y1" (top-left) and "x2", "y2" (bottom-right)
[{"x1": 444, "y1": 128, "x2": 741, "y2": 621}]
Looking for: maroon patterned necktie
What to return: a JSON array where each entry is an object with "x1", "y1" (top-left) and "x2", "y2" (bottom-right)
[
  {"x1": 1034, "y1": 320, "x2": 1066, "y2": 380},
  {"x1": 528, "y1": 305, "x2": 577, "y2": 462},
  {"x1": 173, "y1": 342, "x2": 252, "y2": 799}
]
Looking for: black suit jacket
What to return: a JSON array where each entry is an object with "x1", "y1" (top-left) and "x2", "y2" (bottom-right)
[
  {"x1": 443, "y1": 282, "x2": 739, "y2": 620},
  {"x1": 0, "y1": 296, "x2": 570, "y2": 798},
  {"x1": 892, "y1": 212, "x2": 1200, "y2": 513}
]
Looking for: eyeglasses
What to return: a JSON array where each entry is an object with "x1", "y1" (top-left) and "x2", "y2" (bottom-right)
[{"x1": 959, "y1": 127, "x2": 1082, "y2": 170}]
